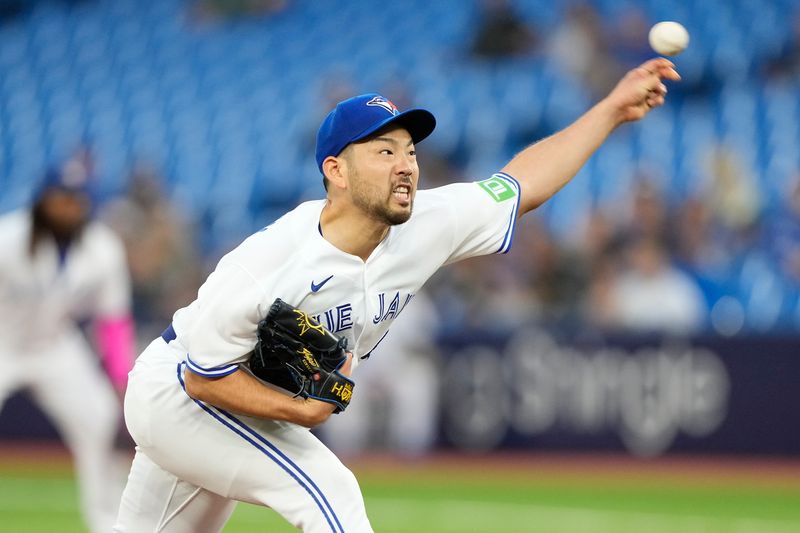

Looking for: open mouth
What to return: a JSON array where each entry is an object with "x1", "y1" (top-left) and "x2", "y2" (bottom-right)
[{"x1": 392, "y1": 184, "x2": 411, "y2": 204}]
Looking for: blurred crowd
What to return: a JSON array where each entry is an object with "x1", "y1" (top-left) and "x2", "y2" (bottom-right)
[
  {"x1": 428, "y1": 167, "x2": 795, "y2": 338},
  {"x1": 429, "y1": 0, "x2": 800, "y2": 338},
  {"x1": 87, "y1": 135, "x2": 798, "y2": 344},
  {"x1": 18, "y1": 0, "x2": 797, "y2": 346}
]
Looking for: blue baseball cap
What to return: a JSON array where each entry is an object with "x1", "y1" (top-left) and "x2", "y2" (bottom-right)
[
  {"x1": 36, "y1": 167, "x2": 91, "y2": 197},
  {"x1": 315, "y1": 93, "x2": 436, "y2": 173}
]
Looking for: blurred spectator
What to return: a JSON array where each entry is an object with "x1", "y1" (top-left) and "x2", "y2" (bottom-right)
[
  {"x1": 101, "y1": 163, "x2": 204, "y2": 341},
  {"x1": 673, "y1": 195, "x2": 738, "y2": 304},
  {"x1": 547, "y1": 2, "x2": 622, "y2": 96},
  {"x1": 619, "y1": 179, "x2": 671, "y2": 245},
  {"x1": 513, "y1": 218, "x2": 585, "y2": 327},
  {"x1": 578, "y1": 208, "x2": 621, "y2": 330},
  {"x1": 768, "y1": 171, "x2": 800, "y2": 287},
  {"x1": 583, "y1": 253, "x2": 619, "y2": 332},
  {"x1": 764, "y1": 9, "x2": 800, "y2": 82},
  {"x1": 0, "y1": 0, "x2": 94, "y2": 21},
  {"x1": 0, "y1": 0, "x2": 26, "y2": 21},
  {"x1": 674, "y1": 197, "x2": 728, "y2": 272},
  {"x1": 604, "y1": 237, "x2": 707, "y2": 335},
  {"x1": 0, "y1": 168, "x2": 134, "y2": 533},
  {"x1": 321, "y1": 293, "x2": 441, "y2": 457},
  {"x1": 703, "y1": 145, "x2": 762, "y2": 234},
  {"x1": 579, "y1": 207, "x2": 617, "y2": 266},
  {"x1": 429, "y1": 254, "x2": 533, "y2": 333},
  {"x1": 696, "y1": 145, "x2": 764, "y2": 268},
  {"x1": 470, "y1": 0, "x2": 540, "y2": 59},
  {"x1": 191, "y1": 0, "x2": 287, "y2": 21}
]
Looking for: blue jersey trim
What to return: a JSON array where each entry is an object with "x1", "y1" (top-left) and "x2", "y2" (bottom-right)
[
  {"x1": 361, "y1": 329, "x2": 390, "y2": 359},
  {"x1": 215, "y1": 410, "x2": 345, "y2": 533},
  {"x1": 161, "y1": 323, "x2": 177, "y2": 343},
  {"x1": 185, "y1": 357, "x2": 240, "y2": 378},
  {"x1": 176, "y1": 363, "x2": 342, "y2": 532},
  {"x1": 493, "y1": 172, "x2": 521, "y2": 254}
]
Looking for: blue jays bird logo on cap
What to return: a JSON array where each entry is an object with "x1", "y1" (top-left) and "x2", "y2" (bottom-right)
[{"x1": 366, "y1": 96, "x2": 399, "y2": 116}]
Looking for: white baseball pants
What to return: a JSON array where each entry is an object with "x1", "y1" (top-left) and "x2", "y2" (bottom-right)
[{"x1": 114, "y1": 338, "x2": 373, "y2": 532}]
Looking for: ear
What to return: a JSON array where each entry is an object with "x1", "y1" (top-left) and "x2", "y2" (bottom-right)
[{"x1": 322, "y1": 155, "x2": 348, "y2": 190}]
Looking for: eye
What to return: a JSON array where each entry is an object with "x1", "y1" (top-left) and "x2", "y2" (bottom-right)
[
  {"x1": 379, "y1": 149, "x2": 393, "y2": 155},
  {"x1": 409, "y1": 149, "x2": 416, "y2": 157}
]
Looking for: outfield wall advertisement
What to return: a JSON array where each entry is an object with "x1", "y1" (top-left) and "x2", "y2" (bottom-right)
[
  {"x1": 439, "y1": 330, "x2": 800, "y2": 457},
  {"x1": 2, "y1": 329, "x2": 798, "y2": 457}
]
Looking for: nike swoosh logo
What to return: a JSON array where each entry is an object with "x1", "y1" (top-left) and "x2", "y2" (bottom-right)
[{"x1": 310, "y1": 275, "x2": 334, "y2": 293}]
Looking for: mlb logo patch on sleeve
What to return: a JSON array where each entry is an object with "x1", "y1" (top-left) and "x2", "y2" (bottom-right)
[{"x1": 477, "y1": 176, "x2": 517, "y2": 202}]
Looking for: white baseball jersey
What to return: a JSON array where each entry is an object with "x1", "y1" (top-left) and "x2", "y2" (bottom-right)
[
  {"x1": 0, "y1": 208, "x2": 131, "y2": 533},
  {"x1": 115, "y1": 172, "x2": 521, "y2": 533},
  {"x1": 170, "y1": 173, "x2": 521, "y2": 376},
  {"x1": 0, "y1": 209, "x2": 131, "y2": 352}
]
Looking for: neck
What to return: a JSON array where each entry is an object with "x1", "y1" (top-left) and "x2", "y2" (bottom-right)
[{"x1": 319, "y1": 200, "x2": 389, "y2": 261}]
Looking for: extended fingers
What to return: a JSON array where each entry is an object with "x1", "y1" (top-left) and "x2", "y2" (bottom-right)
[
  {"x1": 651, "y1": 82, "x2": 668, "y2": 96},
  {"x1": 644, "y1": 77, "x2": 667, "y2": 103},
  {"x1": 638, "y1": 58, "x2": 681, "y2": 81},
  {"x1": 640, "y1": 57, "x2": 674, "y2": 72},
  {"x1": 636, "y1": 71, "x2": 666, "y2": 94},
  {"x1": 645, "y1": 91, "x2": 665, "y2": 108},
  {"x1": 635, "y1": 67, "x2": 676, "y2": 102},
  {"x1": 659, "y1": 64, "x2": 681, "y2": 81}
]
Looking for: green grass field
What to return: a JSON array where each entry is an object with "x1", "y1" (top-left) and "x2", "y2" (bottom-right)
[{"x1": 2, "y1": 449, "x2": 799, "y2": 532}]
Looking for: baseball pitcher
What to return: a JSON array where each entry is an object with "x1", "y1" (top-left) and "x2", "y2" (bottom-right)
[{"x1": 114, "y1": 58, "x2": 679, "y2": 532}]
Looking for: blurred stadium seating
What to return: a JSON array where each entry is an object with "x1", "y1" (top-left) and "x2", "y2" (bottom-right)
[{"x1": 1, "y1": 0, "x2": 799, "y2": 332}]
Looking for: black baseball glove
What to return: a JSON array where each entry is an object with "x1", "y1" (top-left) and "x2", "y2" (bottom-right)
[{"x1": 249, "y1": 298, "x2": 354, "y2": 413}]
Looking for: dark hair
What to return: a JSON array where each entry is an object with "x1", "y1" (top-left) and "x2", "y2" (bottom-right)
[
  {"x1": 29, "y1": 197, "x2": 50, "y2": 256},
  {"x1": 28, "y1": 191, "x2": 87, "y2": 256}
]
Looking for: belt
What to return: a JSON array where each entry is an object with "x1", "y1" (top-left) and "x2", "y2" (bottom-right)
[{"x1": 161, "y1": 323, "x2": 177, "y2": 343}]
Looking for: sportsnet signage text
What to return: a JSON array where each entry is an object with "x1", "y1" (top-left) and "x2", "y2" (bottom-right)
[{"x1": 438, "y1": 330, "x2": 800, "y2": 456}]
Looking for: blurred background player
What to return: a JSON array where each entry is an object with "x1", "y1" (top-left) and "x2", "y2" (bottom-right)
[{"x1": 0, "y1": 165, "x2": 135, "y2": 533}]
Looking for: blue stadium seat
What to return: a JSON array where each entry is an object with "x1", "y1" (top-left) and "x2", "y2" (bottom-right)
[{"x1": 0, "y1": 0, "x2": 798, "y2": 329}]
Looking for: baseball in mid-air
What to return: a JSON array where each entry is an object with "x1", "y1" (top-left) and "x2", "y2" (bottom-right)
[{"x1": 648, "y1": 21, "x2": 689, "y2": 56}]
